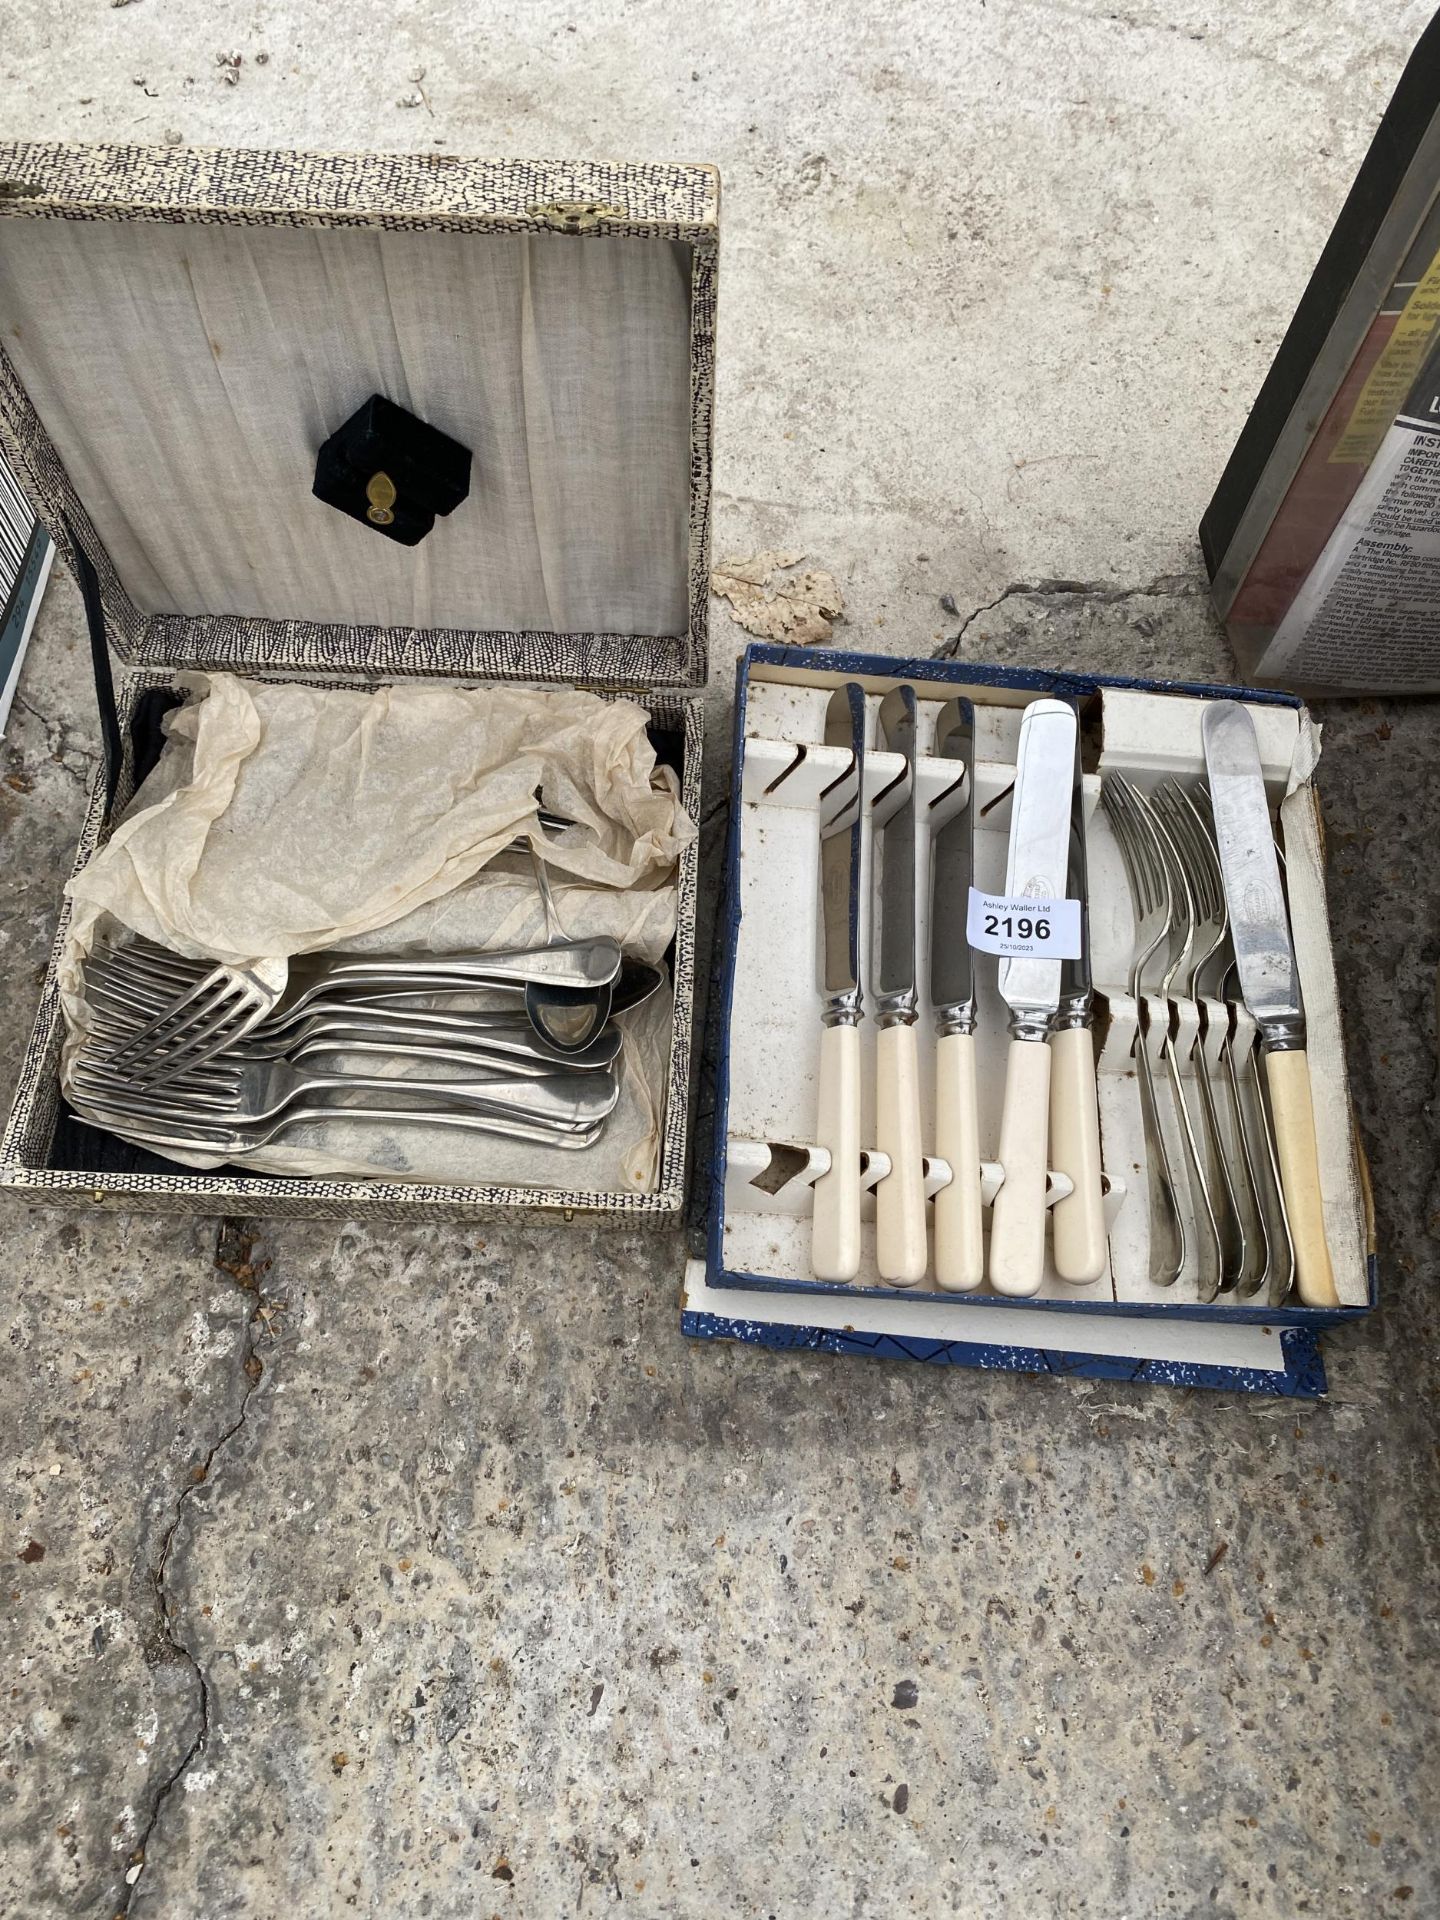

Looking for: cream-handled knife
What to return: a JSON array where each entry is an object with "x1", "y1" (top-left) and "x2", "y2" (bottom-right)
[
  {"x1": 1049, "y1": 706, "x2": 1108, "y2": 1283},
  {"x1": 872, "y1": 685, "x2": 928, "y2": 1285},
  {"x1": 929, "y1": 699, "x2": 984, "y2": 1291},
  {"x1": 1201, "y1": 700, "x2": 1338, "y2": 1308},
  {"x1": 810, "y1": 682, "x2": 866, "y2": 1282},
  {"x1": 988, "y1": 698, "x2": 1079, "y2": 1297}
]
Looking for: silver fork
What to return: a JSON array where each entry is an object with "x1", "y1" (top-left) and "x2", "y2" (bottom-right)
[
  {"x1": 91, "y1": 804, "x2": 587, "y2": 1084},
  {"x1": 1220, "y1": 955, "x2": 1296, "y2": 1306},
  {"x1": 95, "y1": 954, "x2": 287, "y2": 1089},
  {"x1": 86, "y1": 978, "x2": 622, "y2": 1075},
  {"x1": 69, "y1": 1096, "x2": 607, "y2": 1159},
  {"x1": 1145, "y1": 790, "x2": 1223, "y2": 1303},
  {"x1": 89, "y1": 934, "x2": 621, "y2": 1087},
  {"x1": 1184, "y1": 784, "x2": 1272, "y2": 1297},
  {"x1": 1153, "y1": 780, "x2": 1248, "y2": 1292},
  {"x1": 71, "y1": 1051, "x2": 620, "y2": 1133},
  {"x1": 1203, "y1": 783, "x2": 1298, "y2": 1307},
  {"x1": 1099, "y1": 775, "x2": 1185, "y2": 1287}
]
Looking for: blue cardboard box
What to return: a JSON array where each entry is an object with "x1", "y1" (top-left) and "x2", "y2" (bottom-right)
[{"x1": 683, "y1": 643, "x2": 1376, "y2": 1399}]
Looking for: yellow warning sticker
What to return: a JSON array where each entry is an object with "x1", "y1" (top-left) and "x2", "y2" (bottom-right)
[{"x1": 1331, "y1": 249, "x2": 1440, "y2": 464}]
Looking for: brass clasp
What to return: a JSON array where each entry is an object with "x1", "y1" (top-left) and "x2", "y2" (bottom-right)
[
  {"x1": 527, "y1": 199, "x2": 624, "y2": 235},
  {"x1": 365, "y1": 471, "x2": 397, "y2": 526}
]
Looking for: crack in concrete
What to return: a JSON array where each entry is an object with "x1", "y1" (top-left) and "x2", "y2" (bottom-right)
[
  {"x1": 937, "y1": 573, "x2": 1207, "y2": 658},
  {"x1": 115, "y1": 1219, "x2": 270, "y2": 1918},
  {"x1": 8, "y1": 690, "x2": 100, "y2": 785}
]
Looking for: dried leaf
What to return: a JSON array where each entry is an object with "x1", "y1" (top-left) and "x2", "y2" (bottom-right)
[
  {"x1": 711, "y1": 550, "x2": 843, "y2": 646},
  {"x1": 713, "y1": 547, "x2": 804, "y2": 588}
]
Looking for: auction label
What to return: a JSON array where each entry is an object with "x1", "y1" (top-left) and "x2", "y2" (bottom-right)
[{"x1": 966, "y1": 888, "x2": 1082, "y2": 959}]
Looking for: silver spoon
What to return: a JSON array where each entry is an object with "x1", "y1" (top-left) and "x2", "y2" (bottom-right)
[{"x1": 523, "y1": 847, "x2": 617, "y2": 1053}]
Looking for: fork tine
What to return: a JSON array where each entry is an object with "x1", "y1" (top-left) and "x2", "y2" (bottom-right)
[
  {"x1": 134, "y1": 987, "x2": 260, "y2": 1086},
  {"x1": 1159, "y1": 779, "x2": 1207, "y2": 890},
  {"x1": 87, "y1": 960, "x2": 203, "y2": 1008},
  {"x1": 1102, "y1": 777, "x2": 1150, "y2": 915},
  {"x1": 86, "y1": 974, "x2": 180, "y2": 1029},
  {"x1": 76, "y1": 1045, "x2": 236, "y2": 1097},
  {"x1": 1130, "y1": 785, "x2": 1173, "y2": 917},
  {"x1": 85, "y1": 983, "x2": 151, "y2": 1029},
  {"x1": 1109, "y1": 776, "x2": 1163, "y2": 919},
  {"x1": 1183, "y1": 786, "x2": 1225, "y2": 912},
  {"x1": 71, "y1": 1068, "x2": 239, "y2": 1117},
  {"x1": 94, "y1": 940, "x2": 205, "y2": 979},
  {"x1": 1177, "y1": 785, "x2": 1224, "y2": 920},
  {"x1": 74, "y1": 1038, "x2": 238, "y2": 1094},
  {"x1": 103, "y1": 967, "x2": 230, "y2": 1068},
  {"x1": 1102, "y1": 772, "x2": 1139, "y2": 863},
  {"x1": 1117, "y1": 778, "x2": 1158, "y2": 897}
]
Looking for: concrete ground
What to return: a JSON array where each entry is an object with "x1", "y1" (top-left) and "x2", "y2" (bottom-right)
[{"x1": 2, "y1": 2, "x2": 1438, "y2": 1915}]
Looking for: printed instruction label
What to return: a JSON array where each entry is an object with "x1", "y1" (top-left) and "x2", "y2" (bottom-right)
[
  {"x1": 1260, "y1": 330, "x2": 1440, "y2": 690},
  {"x1": 966, "y1": 888, "x2": 1082, "y2": 959},
  {"x1": 1263, "y1": 418, "x2": 1440, "y2": 690}
]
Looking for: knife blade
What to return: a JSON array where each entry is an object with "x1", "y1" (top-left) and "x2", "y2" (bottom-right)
[
  {"x1": 929, "y1": 699, "x2": 983, "y2": 1290},
  {"x1": 872, "y1": 685, "x2": 927, "y2": 1284},
  {"x1": 1048, "y1": 704, "x2": 1108, "y2": 1284},
  {"x1": 930, "y1": 700, "x2": 975, "y2": 1026},
  {"x1": 810, "y1": 682, "x2": 866, "y2": 1282},
  {"x1": 989, "y1": 697, "x2": 1078, "y2": 1295},
  {"x1": 818, "y1": 684, "x2": 865, "y2": 1017},
  {"x1": 873, "y1": 687, "x2": 919, "y2": 1026},
  {"x1": 1201, "y1": 700, "x2": 1338, "y2": 1307}
]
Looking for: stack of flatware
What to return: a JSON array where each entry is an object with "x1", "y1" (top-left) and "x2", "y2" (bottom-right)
[
  {"x1": 806, "y1": 681, "x2": 1335, "y2": 1309},
  {"x1": 810, "y1": 680, "x2": 956, "y2": 1287},
  {"x1": 1100, "y1": 702, "x2": 1337, "y2": 1308},
  {"x1": 69, "y1": 934, "x2": 664, "y2": 1161},
  {"x1": 810, "y1": 683, "x2": 1109, "y2": 1295}
]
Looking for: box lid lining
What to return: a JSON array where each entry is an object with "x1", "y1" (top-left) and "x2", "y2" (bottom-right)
[{"x1": 0, "y1": 142, "x2": 718, "y2": 689}]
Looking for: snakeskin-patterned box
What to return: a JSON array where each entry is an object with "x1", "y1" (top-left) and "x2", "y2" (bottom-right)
[{"x1": 0, "y1": 141, "x2": 717, "y2": 1223}]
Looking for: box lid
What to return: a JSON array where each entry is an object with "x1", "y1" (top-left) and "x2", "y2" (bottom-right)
[{"x1": 0, "y1": 142, "x2": 718, "y2": 689}]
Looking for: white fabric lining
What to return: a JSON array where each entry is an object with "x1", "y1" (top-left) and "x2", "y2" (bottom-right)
[{"x1": 0, "y1": 219, "x2": 692, "y2": 638}]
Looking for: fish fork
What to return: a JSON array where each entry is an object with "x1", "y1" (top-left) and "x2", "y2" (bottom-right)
[{"x1": 1099, "y1": 775, "x2": 1185, "y2": 1287}]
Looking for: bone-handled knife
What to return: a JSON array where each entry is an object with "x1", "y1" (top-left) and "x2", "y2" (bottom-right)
[
  {"x1": 1201, "y1": 700, "x2": 1338, "y2": 1308},
  {"x1": 1049, "y1": 705, "x2": 1109, "y2": 1283},
  {"x1": 811, "y1": 681, "x2": 866, "y2": 1282},
  {"x1": 988, "y1": 698, "x2": 1079, "y2": 1297},
  {"x1": 872, "y1": 685, "x2": 928, "y2": 1285},
  {"x1": 929, "y1": 699, "x2": 984, "y2": 1291}
]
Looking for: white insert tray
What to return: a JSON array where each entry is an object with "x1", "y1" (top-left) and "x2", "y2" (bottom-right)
[{"x1": 713, "y1": 658, "x2": 1370, "y2": 1317}]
